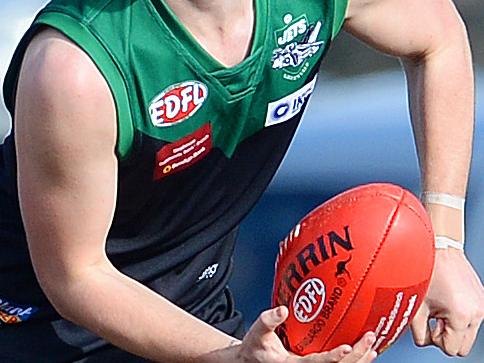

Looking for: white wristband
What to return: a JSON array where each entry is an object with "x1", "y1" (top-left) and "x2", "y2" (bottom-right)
[
  {"x1": 434, "y1": 236, "x2": 465, "y2": 251},
  {"x1": 421, "y1": 192, "x2": 465, "y2": 211},
  {"x1": 421, "y1": 192, "x2": 466, "y2": 250}
]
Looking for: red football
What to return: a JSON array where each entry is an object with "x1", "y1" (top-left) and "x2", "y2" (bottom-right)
[{"x1": 272, "y1": 183, "x2": 435, "y2": 355}]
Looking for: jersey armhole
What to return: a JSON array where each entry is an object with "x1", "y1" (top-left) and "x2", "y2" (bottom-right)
[
  {"x1": 36, "y1": 12, "x2": 134, "y2": 160},
  {"x1": 332, "y1": 0, "x2": 349, "y2": 40}
]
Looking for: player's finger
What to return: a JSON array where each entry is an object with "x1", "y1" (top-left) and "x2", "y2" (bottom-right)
[
  {"x1": 442, "y1": 332, "x2": 466, "y2": 357},
  {"x1": 458, "y1": 324, "x2": 480, "y2": 357},
  {"x1": 249, "y1": 306, "x2": 289, "y2": 338},
  {"x1": 411, "y1": 306, "x2": 432, "y2": 347},
  {"x1": 341, "y1": 349, "x2": 377, "y2": 363},
  {"x1": 302, "y1": 345, "x2": 352, "y2": 363},
  {"x1": 340, "y1": 332, "x2": 376, "y2": 363},
  {"x1": 432, "y1": 324, "x2": 466, "y2": 357},
  {"x1": 360, "y1": 350, "x2": 378, "y2": 363},
  {"x1": 430, "y1": 318, "x2": 444, "y2": 342}
]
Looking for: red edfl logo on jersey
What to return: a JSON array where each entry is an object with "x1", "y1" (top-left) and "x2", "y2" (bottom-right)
[{"x1": 149, "y1": 81, "x2": 208, "y2": 127}]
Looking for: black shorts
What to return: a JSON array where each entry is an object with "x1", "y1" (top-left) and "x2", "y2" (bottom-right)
[{"x1": 0, "y1": 288, "x2": 244, "y2": 363}]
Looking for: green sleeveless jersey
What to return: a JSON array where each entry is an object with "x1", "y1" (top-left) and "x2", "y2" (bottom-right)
[{"x1": 1, "y1": 0, "x2": 347, "y2": 359}]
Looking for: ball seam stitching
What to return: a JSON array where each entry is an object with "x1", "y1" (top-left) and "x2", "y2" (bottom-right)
[{"x1": 319, "y1": 191, "x2": 404, "y2": 350}]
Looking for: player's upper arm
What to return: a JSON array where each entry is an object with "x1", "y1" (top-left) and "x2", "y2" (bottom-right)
[
  {"x1": 15, "y1": 28, "x2": 118, "y2": 308},
  {"x1": 343, "y1": 0, "x2": 468, "y2": 60}
]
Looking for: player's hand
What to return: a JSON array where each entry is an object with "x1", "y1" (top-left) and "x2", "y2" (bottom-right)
[
  {"x1": 411, "y1": 249, "x2": 484, "y2": 356},
  {"x1": 237, "y1": 306, "x2": 378, "y2": 362}
]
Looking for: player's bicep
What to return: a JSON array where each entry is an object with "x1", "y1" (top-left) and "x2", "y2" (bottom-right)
[
  {"x1": 344, "y1": 0, "x2": 467, "y2": 59},
  {"x1": 15, "y1": 29, "x2": 118, "y2": 297}
]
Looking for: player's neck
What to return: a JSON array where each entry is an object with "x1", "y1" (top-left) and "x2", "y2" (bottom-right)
[
  {"x1": 163, "y1": 0, "x2": 255, "y2": 67},
  {"x1": 167, "y1": 0, "x2": 250, "y2": 18}
]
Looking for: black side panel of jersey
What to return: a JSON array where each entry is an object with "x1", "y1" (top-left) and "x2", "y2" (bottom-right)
[{"x1": 107, "y1": 109, "x2": 308, "y2": 311}]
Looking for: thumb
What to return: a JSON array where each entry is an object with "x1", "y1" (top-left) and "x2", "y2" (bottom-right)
[
  {"x1": 411, "y1": 304, "x2": 432, "y2": 347},
  {"x1": 249, "y1": 306, "x2": 289, "y2": 338}
]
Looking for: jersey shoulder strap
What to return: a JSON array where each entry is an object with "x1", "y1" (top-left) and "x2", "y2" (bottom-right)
[
  {"x1": 332, "y1": 0, "x2": 349, "y2": 39},
  {"x1": 3, "y1": 0, "x2": 135, "y2": 159}
]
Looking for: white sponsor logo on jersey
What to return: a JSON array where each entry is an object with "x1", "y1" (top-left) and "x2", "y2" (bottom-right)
[
  {"x1": 265, "y1": 76, "x2": 317, "y2": 127},
  {"x1": 198, "y1": 263, "x2": 219, "y2": 281}
]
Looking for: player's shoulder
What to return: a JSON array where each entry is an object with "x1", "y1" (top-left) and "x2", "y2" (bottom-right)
[
  {"x1": 41, "y1": 0, "x2": 120, "y2": 18},
  {"x1": 39, "y1": 0, "x2": 136, "y2": 25},
  {"x1": 16, "y1": 26, "x2": 116, "y2": 146},
  {"x1": 21, "y1": 27, "x2": 112, "y2": 109}
]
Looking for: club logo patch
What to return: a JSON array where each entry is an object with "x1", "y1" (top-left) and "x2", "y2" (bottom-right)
[
  {"x1": 0, "y1": 296, "x2": 38, "y2": 325},
  {"x1": 153, "y1": 123, "x2": 212, "y2": 180},
  {"x1": 149, "y1": 81, "x2": 208, "y2": 127},
  {"x1": 272, "y1": 14, "x2": 324, "y2": 81},
  {"x1": 265, "y1": 75, "x2": 317, "y2": 127}
]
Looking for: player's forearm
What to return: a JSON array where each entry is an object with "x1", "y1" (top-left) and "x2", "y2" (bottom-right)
[
  {"x1": 403, "y1": 23, "x2": 474, "y2": 196},
  {"x1": 402, "y1": 23, "x2": 474, "y2": 241},
  {"x1": 46, "y1": 261, "x2": 240, "y2": 363}
]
